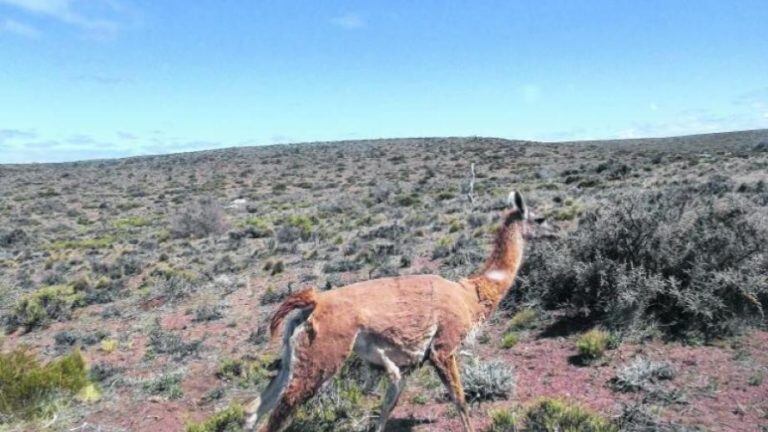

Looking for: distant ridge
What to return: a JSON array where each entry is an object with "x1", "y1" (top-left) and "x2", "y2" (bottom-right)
[{"x1": 2, "y1": 128, "x2": 766, "y2": 167}]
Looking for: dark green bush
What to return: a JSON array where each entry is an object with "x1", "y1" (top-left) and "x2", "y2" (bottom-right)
[{"x1": 519, "y1": 189, "x2": 767, "y2": 341}]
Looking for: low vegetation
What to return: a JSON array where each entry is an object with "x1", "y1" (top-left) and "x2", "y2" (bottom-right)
[
  {"x1": 500, "y1": 332, "x2": 520, "y2": 349},
  {"x1": 1, "y1": 132, "x2": 767, "y2": 430},
  {"x1": 520, "y1": 188, "x2": 768, "y2": 342},
  {"x1": 611, "y1": 357, "x2": 675, "y2": 393},
  {"x1": 142, "y1": 372, "x2": 183, "y2": 399},
  {"x1": 186, "y1": 404, "x2": 245, "y2": 432},
  {"x1": 4, "y1": 284, "x2": 86, "y2": 333},
  {"x1": 146, "y1": 322, "x2": 202, "y2": 360},
  {"x1": 461, "y1": 359, "x2": 515, "y2": 402},
  {"x1": 171, "y1": 198, "x2": 228, "y2": 239},
  {"x1": 285, "y1": 373, "x2": 371, "y2": 432},
  {"x1": 0, "y1": 348, "x2": 91, "y2": 421},
  {"x1": 488, "y1": 398, "x2": 617, "y2": 432},
  {"x1": 216, "y1": 355, "x2": 274, "y2": 387},
  {"x1": 507, "y1": 308, "x2": 538, "y2": 330},
  {"x1": 575, "y1": 329, "x2": 610, "y2": 361}
]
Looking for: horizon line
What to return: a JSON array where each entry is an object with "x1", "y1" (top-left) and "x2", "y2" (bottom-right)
[{"x1": 2, "y1": 127, "x2": 766, "y2": 167}]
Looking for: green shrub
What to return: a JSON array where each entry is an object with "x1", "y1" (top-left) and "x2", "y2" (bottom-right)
[
  {"x1": 747, "y1": 371, "x2": 764, "y2": 386},
  {"x1": 216, "y1": 356, "x2": 273, "y2": 387},
  {"x1": 142, "y1": 372, "x2": 183, "y2": 399},
  {"x1": 5, "y1": 284, "x2": 86, "y2": 332},
  {"x1": 394, "y1": 193, "x2": 420, "y2": 207},
  {"x1": 449, "y1": 219, "x2": 464, "y2": 233},
  {"x1": 577, "y1": 177, "x2": 602, "y2": 188},
  {"x1": 523, "y1": 398, "x2": 617, "y2": 432},
  {"x1": 276, "y1": 215, "x2": 316, "y2": 242},
  {"x1": 49, "y1": 236, "x2": 116, "y2": 250},
  {"x1": 186, "y1": 404, "x2": 244, "y2": 432},
  {"x1": 576, "y1": 329, "x2": 609, "y2": 360},
  {"x1": 508, "y1": 308, "x2": 538, "y2": 330},
  {"x1": 151, "y1": 270, "x2": 197, "y2": 301},
  {"x1": 113, "y1": 216, "x2": 151, "y2": 228},
  {"x1": 488, "y1": 407, "x2": 521, "y2": 431},
  {"x1": 501, "y1": 332, "x2": 520, "y2": 349},
  {"x1": 286, "y1": 215, "x2": 315, "y2": 233},
  {"x1": 0, "y1": 349, "x2": 89, "y2": 420},
  {"x1": 549, "y1": 203, "x2": 584, "y2": 221},
  {"x1": 244, "y1": 217, "x2": 273, "y2": 237}
]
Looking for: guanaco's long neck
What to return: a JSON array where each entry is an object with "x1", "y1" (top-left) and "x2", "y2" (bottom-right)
[{"x1": 466, "y1": 218, "x2": 525, "y2": 318}]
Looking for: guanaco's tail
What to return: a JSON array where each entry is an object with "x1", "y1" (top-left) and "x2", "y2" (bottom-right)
[{"x1": 269, "y1": 288, "x2": 318, "y2": 339}]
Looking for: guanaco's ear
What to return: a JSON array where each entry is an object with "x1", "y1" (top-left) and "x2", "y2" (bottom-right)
[{"x1": 507, "y1": 190, "x2": 528, "y2": 220}]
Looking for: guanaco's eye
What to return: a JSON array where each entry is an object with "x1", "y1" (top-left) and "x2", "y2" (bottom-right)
[{"x1": 534, "y1": 217, "x2": 546, "y2": 224}]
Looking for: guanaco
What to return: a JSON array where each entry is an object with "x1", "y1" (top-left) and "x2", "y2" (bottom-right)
[{"x1": 246, "y1": 190, "x2": 538, "y2": 432}]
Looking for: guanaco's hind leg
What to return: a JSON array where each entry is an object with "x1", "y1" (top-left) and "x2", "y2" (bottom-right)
[
  {"x1": 371, "y1": 349, "x2": 408, "y2": 432},
  {"x1": 257, "y1": 328, "x2": 353, "y2": 432},
  {"x1": 430, "y1": 352, "x2": 474, "y2": 432}
]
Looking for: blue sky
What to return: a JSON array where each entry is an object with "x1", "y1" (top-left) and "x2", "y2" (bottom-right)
[{"x1": 1, "y1": 1, "x2": 767, "y2": 163}]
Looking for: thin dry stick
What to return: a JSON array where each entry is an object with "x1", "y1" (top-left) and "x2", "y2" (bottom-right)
[{"x1": 467, "y1": 162, "x2": 476, "y2": 204}]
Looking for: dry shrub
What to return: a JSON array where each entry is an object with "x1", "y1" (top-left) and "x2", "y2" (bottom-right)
[
  {"x1": 171, "y1": 197, "x2": 228, "y2": 239},
  {"x1": 519, "y1": 188, "x2": 768, "y2": 341}
]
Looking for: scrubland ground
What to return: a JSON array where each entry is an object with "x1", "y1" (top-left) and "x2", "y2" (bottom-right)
[{"x1": 1, "y1": 130, "x2": 767, "y2": 431}]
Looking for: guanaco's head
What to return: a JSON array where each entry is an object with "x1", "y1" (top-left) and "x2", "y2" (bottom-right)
[{"x1": 503, "y1": 190, "x2": 556, "y2": 239}]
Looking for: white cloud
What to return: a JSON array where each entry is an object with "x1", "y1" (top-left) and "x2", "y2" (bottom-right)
[
  {"x1": 0, "y1": 0, "x2": 121, "y2": 37},
  {"x1": 0, "y1": 128, "x2": 36, "y2": 144},
  {"x1": 269, "y1": 134, "x2": 292, "y2": 144},
  {"x1": 0, "y1": 18, "x2": 40, "y2": 37},
  {"x1": 0, "y1": 129, "x2": 237, "y2": 163},
  {"x1": 537, "y1": 106, "x2": 768, "y2": 143},
  {"x1": 615, "y1": 109, "x2": 768, "y2": 139},
  {"x1": 537, "y1": 127, "x2": 589, "y2": 142},
  {"x1": 331, "y1": 13, "x2": 366, "y2": 29},
  {"x1": 617, "y1": 129, "x2": 640, "y2": 139},
  {"x1": 734, "y1": 87, "x2": 768, "y2": 106}
]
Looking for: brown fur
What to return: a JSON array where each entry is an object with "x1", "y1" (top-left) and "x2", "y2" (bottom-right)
[
  {"x1": 268, "y1": 288, "x2": 317, "y2": 338},
  {"x1": 464, "y1": 211, "x2": 525, "y2": 316},
  {"x1": 251, "y1": 200, "x2": 528, "y2": 432}
]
